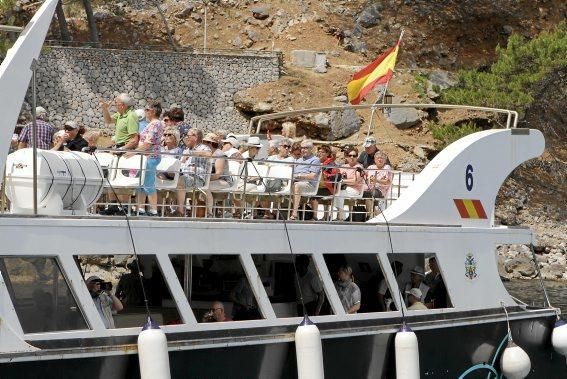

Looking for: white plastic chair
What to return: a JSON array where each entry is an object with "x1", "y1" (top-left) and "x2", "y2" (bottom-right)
[
  {"x1": 262, "y1": 164, "x2": 293, "y2": 195},
  {"x1": 156, "y1": 157, "x2": 181, "y2": 190},
  {"x1": 109, "y1": 155, "x2": 147, "y2": 188},
  {"x1": 212, "y1": 160, "x2": 243, "y2": 194},
  {"x1": 236, "y1": 162, "x2": 268, "y2": 194},
  {"x1": 93, "y1": 152, "x2": 117, "y2": 182}
]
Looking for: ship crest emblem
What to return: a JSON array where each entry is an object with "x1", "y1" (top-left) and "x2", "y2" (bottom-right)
[{"x1": 465, "y1": 252, "x2": 478, "y2": 280}]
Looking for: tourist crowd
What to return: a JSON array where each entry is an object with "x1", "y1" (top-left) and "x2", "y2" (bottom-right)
[{"x1": 12, "y1": 93, "x2": 395, "y2": 220}]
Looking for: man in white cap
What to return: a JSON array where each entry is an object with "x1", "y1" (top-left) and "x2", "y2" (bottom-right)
[
  {"x1": 242, "y1": 136, "x2": 262, "y2": 159},
  {"x1": 52, "y1": 121, "x2": 88, "y2": 152},
  {"x1": 403, "y1": 265, "x2": 430, "y2": 305},
  {"x1": 17, "y1": 106, "x2": 54, "y2": 150},
  {"x1": 357, "y1": 136, "x2": 378, "y2": 168},
  {"x1": 221, "y1": 135, "x2": 242, "y2": 158},
  {"x1": 406, "y1": 288, "x2": 428, "y2": 310}
]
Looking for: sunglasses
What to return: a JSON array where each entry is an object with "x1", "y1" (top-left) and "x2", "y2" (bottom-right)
[
  {"x1": 281, "y1": 145, "x2": 290, "y2": 148},
  {"x1": 163, "y1": 134, "x2": 174, "y2": 137},
  {"x1": 64, "y1": 127, "x2": 75, "y2": 131},
  {"x1": 348, "y1": 154, "x2": 357, "y2": 157}
]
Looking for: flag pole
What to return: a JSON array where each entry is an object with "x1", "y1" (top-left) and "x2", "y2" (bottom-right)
[{"x1": 365, "y1": 29, "x2": 405, "y2": 138}]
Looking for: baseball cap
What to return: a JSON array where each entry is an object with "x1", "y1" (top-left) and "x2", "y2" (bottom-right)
[
  {"x1": 64, "y1": 121, "x2": 79, "y2": 129},
  {"x1": 222, "y1": 136, "x2": 240, "y2": 148},
  {"x1": 410, "y1": 266, "x2": 425, "y2": 277},
  {"x1": 406, "y1": 288, "x2": 422, "y2": 299},
  {"x1": 363, "y1": 136, "x2": 376, "y2": 148},
  {"x1": 86, "y1": 275, "x2": 103, "y2": 285}
]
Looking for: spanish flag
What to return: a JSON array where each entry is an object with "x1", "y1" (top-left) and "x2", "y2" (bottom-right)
[{"x1": 347, "y1": 39, "x2": 401, "y2": 105}]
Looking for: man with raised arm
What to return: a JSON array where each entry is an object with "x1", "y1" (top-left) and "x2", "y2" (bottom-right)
[
  {"x1": 99, "y1": 93, "x2": 139, "y2": 215},
  {"x1": 100, "y1": 93, "x2": 139, "y2": 150}
]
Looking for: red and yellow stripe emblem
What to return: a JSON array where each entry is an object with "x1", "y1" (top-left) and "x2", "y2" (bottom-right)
[{"x1": 453, "y1": 199, "x2": 487, "y2": 219}]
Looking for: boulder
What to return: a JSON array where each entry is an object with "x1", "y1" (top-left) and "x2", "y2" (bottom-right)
[
  {"x1": 356, "y1": 3, "x2": 382, "y2": 28},
  {"x1": 504, "y1": 256, "x2": 536, "y2": 278},
  {"x1": 321, "y1": 108, "x2": 361, "y2": 140},
  {"x1": 427, "y1": 70, "x2": 457, "y2": 98},
  {"x1": 252, "y1": 102, "x2": 273, "y2": 113},
  {"x1": 386, "y1": 105, "x2": 423, "y2": 129},
  {"x1": 541, "y1": 264, "x2": 565, "y2": 280},
  {"x1": 175, "y1": 5, "x2": 194, "y2": 19},
  {"x1": 251, "y1": 6, "x2": 269, "y2": 20}
]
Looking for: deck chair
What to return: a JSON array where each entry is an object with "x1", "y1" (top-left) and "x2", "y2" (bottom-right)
[
  {"x1": 108, "y1": 155, "x2": 147, "y2": 188},
  {"x1": 93, "y1": 152, "x2": 117, "y2": 182},
  {"x1": 156, "y1": 157, "x2": 181, "y2": 190}
]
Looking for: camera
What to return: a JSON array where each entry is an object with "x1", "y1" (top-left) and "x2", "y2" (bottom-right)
[
  {"x1": 202, "y1": 310, "x2": 216, "y2": 323},
  {"x1": 99, "y1": 281, "x2": 113, "y2": 291}
]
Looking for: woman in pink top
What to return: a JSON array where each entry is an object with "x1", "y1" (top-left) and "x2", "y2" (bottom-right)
[{"x1": 333, "y1": 147, "x2": 363, "y2": 220}]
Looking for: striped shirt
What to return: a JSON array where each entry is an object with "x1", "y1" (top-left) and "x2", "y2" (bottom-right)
[{"x1": 18, "y1": 119, "x2": 54, "y2": 150}]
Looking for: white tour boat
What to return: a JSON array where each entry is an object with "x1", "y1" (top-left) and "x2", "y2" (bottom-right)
[{"x1": 1, "y1": 1, "x2": 566, "y2": 378}]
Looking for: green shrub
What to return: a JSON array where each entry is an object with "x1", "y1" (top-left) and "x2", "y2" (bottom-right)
[
  {"x1": 442, "y1": 22, "x2": 567, "y2": 116},
  {"x1": 429, "y1": 122, "x2": 482, "y2": 148}
]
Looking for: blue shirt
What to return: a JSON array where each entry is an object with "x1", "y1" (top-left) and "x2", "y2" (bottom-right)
[
  {"x1": 138, "y1": 119, "x2": 149, "y2": 133},
  {"x1": 294, "y1": 154, "x2": 321, "y2": 187}
]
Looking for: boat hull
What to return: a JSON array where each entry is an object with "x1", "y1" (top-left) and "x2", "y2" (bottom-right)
[{"x1": 2, "y1": 313, "x2": 565, "y2": 378}]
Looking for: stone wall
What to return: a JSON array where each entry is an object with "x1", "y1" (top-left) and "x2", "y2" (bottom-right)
[{"x1": 31, "y1": 47, "x2": 281, "y2": 134}]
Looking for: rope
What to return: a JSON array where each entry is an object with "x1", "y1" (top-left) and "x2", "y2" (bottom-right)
[
  {"x1": 93, "y1": 153, "x2": 152, "y2": 320},
  {"x1": 248, "y1": 158, "x2": 308, "y2": 316}
]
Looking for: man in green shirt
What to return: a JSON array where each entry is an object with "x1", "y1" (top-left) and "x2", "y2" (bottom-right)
[
  {"x1": 101, "y1": 93, "x2": 139, "y2": 149},
  {"x1": 99, "y1": 93, "x2": 139, "y2": 215}
]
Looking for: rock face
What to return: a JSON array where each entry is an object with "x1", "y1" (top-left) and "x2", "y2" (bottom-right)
[{"x1": 31, "y1": 47, "x2": 281, "y2": 134}]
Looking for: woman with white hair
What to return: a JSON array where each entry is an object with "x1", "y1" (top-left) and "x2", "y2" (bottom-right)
[{"x1": 161, "y1": 127, "x2": 183, "y2": 158}]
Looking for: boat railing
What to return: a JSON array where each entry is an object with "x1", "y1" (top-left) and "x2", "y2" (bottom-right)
[
  {"x1": 248, "y1": 103, "x2": 519, "y2": 135},
  {"x1": 1, "y1": 148, "x2": 418, "y2": 219},
  {"x1": 87, "y1": 150, "x2": 417, "y2": 221}
]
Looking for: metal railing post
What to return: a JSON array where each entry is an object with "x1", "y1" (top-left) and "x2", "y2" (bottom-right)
[{"x1": 31, "y1": 59, "x2": 39, "y2": 216}]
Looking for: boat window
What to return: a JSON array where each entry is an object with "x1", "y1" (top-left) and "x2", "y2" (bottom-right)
[
  {"x1": 323, "y1": 254, "x2": 396, "y2": 313},
  {"x1": 169, "y1": 254, "x2": 263, "y2": 322},
  {"x1": 0, "y1": 257, "x2": 88, "y2": 333},
  {"x1": 252, "y1": 254, "x2": 333, "y2": 317},
  {"x1": 387, "y1": 253, "x2": 452, "y2": 310},
  {"x1": 75, "y1": 255, "x2": 182, "y2": 328}
]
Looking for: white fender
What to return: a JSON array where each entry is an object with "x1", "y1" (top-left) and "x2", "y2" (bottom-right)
[
  {"x1": 137, "y1": 318, "x2": 171, "y2": 379},
  {"x1": 500, "y1": 341, "x2": 531, "y2": 379},
  {"x1": 295, "y1": 316, "x2": 324, "y2": 379},
  {"x1": 551, "y1": 319, "x2": 567, "y2": 357},
  {"x1": 395, "y1": 323, "x2": 420, "y2": 379}
]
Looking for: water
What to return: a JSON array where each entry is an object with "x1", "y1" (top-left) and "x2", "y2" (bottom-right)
[{"x1": 504, "y1": 280, "x2": 567, "y2": 315}]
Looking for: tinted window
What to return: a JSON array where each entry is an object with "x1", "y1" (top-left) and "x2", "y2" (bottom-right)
[
  {"x1": 170, "y1": 254, "x2": 263, "y2": 322},
  {"x1": 0, "y1": 257, "x2": 87, "y2": 333}
]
